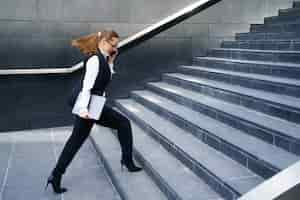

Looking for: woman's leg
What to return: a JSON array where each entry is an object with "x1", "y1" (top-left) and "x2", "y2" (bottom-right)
[
  {"x1": 95, "y1": 104, "x2": 133, "y2": 162},
  {"x1": 52, "y1": 115, "x2": 94, "y2": 177}
]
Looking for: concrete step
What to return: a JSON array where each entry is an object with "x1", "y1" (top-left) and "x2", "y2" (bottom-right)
[
  {"x1": 236, "y1": 32, "x2": 300, "y2": 40},
  {"x1": 208, "y1": 48, "x2": 300, "y2": 64},
  {"x1": 264, "y1": 15, "x2": 300, "y2": 25},
  {"x1": 92, "y1": 112, "x2": 225, "y2": 200},
  {"x1": 250, "y1": 23, "x2": 300, "y2": 33},
  {"x1": 116, "y1": 98, "x2": 263, "y2": 198},
  {"x1": 90, "y1": 125, "x2": 168, "y2": 200},
  {"x1": 178, "y1": 65, "x2": 300, "y2": 98},
  {"x1": 221, "y1": 39, "x2": 300, "y2": 51},
  {"x1": 130, "y1": 86, "x2": 299, "y2": 174},
  {"x1": 194, "y1": 56, "x2": 300, "y2": 79},
  {"x1": 143, "y1": 82, "x2": 300, "y2": 155},
  {"x1": 162, "y1": 72, "x2": 300, "y2": 123},
  {"x1": 294, "y1": 1, "x2": 300, "y2": 8},
  {"x1": 279, "y1": 8, "x2": 300, "y2": 17}
]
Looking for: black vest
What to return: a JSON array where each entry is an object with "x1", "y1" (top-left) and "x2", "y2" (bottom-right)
[{"x1": 67, "y1": 49, "x2": 112, "y2": 108}]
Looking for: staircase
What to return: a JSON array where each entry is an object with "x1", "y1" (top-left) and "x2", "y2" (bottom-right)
[{"x1": 91, "y1": 2, "x2": 300, "y2": 200}]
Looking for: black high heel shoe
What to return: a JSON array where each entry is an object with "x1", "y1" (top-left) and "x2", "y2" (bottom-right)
[
  {"x1": 120, "y1": 158, "x2": 143, "y2": 172},
  {"x1": 45, "y1": 174, "x2": 68, "y2": 194}
]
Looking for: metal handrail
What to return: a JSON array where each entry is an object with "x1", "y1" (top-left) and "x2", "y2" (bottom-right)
[
  {"x1": 238, "y1": 160, "x2": 300, "y2": 200},
  {"x1": 0, "y1": 0, "x2": 222, "y2": 75}
]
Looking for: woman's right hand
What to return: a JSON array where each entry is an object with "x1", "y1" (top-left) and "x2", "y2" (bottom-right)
[{"x1": 79, "y1": 111, "x2": 90, "y2": 119}]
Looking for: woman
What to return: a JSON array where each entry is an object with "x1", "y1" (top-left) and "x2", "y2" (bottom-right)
[{"x1": 45, "y1": 30, "x2": 142, "y2": 194}]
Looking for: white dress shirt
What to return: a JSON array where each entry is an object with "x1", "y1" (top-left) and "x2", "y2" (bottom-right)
[{"x1": 77, "y1": 48, "x2": 116, "y2": 114}]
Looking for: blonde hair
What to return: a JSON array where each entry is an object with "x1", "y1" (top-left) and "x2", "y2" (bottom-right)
[{"x1": 71, "y1": 30, "x2": 119, "y2": 56}]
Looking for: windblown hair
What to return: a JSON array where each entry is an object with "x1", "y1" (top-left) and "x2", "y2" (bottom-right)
[{"x1": 71, "y1": 30, "x2": 119, "y2": 56}]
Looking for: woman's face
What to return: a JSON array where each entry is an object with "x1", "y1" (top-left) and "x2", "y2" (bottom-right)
[{"x1": 99, "y1": 37, "x2": 119, "y2": 56}]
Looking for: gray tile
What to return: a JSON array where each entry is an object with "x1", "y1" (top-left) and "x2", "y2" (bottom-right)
[
  {"x1": 91, "y1": 125, "x2": 169, "y2": 200},
  {"x1": 0, "y1": 134, "x2": 13, "y2": 196},
  {"x1": 227, "y1": 176, "x2": 263, "y2": 194},
  {"x1": 221, "y1": 0, "x2": 268, "y2": 23},
  {"x1": 184, "y1": 23, "x2": 209, "y2": 38},
  {"x1": 37, "y1": 0, "x2": 63, "y2": 20},
  {"x1": 89, "y1": 23, "x2": 130, "y2": 38},
  {"x1": 0, "y1": 21, "x2": 42, "y2": 39},
  {"x1": 0, "y1": 0, "x2": 37, "y2": 20},
  {"x1": 116, "y1": 0, "x2": 131, "y2": 23},
  {"x1": 63, "y1": 166, "x2": 119, "y2": 200},
  {"x1": 0, "y1": 127, "x2": 119, "y2": 200},
  {"x1": 3, "y1": 185, "x2": 62, "y2": 200},
  {"x1": 12, "y1": 131, "x2": 53, "y2": 158},
  {"x1": 62, "y1": 0, "x2": 120, "y2": 22},
  {"x1": 128, "y1": 0, "x2": 194, "y2": 24},
  {"x1": 5, "y1": 148, "x2": 55, "y2": 188},
  {"x1": 209, "y1": 23, "x2": 249, "y2": 38}
]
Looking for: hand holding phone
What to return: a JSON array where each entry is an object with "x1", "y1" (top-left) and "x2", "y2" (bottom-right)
[
  {"x1": 110, "y1": 49, "x2": 117, "y2": 56},
  {"x1": 108, "y1": 49, "x2": 118, "y2": 63}
]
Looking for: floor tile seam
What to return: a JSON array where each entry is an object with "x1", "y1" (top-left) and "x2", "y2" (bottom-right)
[
  {"x1": 50, "y1": 128, "x2": 64, "y2": 200},
  {"x1": 0, "y1": 134, "x2": 15, "y2": 200}
]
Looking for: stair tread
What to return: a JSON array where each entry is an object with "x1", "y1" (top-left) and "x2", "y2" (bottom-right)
[
  {"x1": 225, "y1": 39, "x2": 300, "y2": 42},
  {"x1": 236, "y1": 32, "x2": 300, "y2": 39},
  {"x1": 280, "y1": 7, "x2": 300, "y2": 12},
  {"x1": 90, "y1": 126, "x2": 168, "y2": 200},
  {"x1": 221, "y1": 41, "x2": 300, "y2": 51},
  {"x1": 134, "y1": 86, "x2": 299, "y2": 170},
  {"x1": 255, "y1": 22, "x2": 300, "y2": 26},
  {"x1": 238, "y1": 38, "x2": 300, "y2": 41},
  {"x1": 212, "y1": 48, "x2": 300, "y2": 54},
  {"x1": 238, "y1": 31, "x2": 298, "y2": 35},
  {"x1": 195, "y1": 56, "x2": 300, "y2": 68},
  {"x1": 250, "y1": 22, "x2": 300, "y2": 31},
  {"x1": 265, "y1": 15, "x2": 300, "y2": 23},
  {"x1": 145, "y1": 81, "x2": 300, "y2": 141},
  {"x1": 181, "y1": 65, "x2": 300, "y2": 87},
  {"x1": 113, "y1": 106, "x2": 224, "y2": 200},
  {"x1": 117, "y1": 98, "x2": 263, "y2": 195},
  {"x1": 164, "y1": 72, "x2": 300, "y2": 110}
]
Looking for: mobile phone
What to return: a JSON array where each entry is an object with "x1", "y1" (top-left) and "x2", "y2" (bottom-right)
[{"x1": 110, "y1": 50, "x2": 117, "y2": 56}]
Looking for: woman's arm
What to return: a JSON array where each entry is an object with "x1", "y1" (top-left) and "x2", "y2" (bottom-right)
[{"x1": 77, "y1": 55, "x2": 99, "y2": 115}]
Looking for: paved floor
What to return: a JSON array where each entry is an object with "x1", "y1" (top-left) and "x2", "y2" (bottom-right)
[{"x1": 0, "y1": 126, "x2": 121, "y2": 200}]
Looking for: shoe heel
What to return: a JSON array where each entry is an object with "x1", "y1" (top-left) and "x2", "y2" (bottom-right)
[
  {"x1": 120, "y1": 160, "x2": 124, "y2": 172},
  {"x1": 120, "y1": 158, "x2": 142, "y2": 172},
  {"x1": 46, "y1": 174, "x2": 68, "y2": 194}
]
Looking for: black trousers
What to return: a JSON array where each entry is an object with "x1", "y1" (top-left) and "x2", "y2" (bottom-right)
[{"x1": 52, "y1": 103, "x2": 133, "y2": 176}]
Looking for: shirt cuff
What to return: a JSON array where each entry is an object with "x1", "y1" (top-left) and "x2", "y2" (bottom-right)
[{"x1": 108, "y1": 63, "x2": 116, "y2": 74}]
